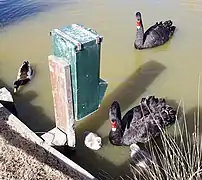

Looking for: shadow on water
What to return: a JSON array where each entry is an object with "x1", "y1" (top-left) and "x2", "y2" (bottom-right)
[
  {"x1": 76, "y1": 60, "x2": 167, "y2": 133},
  {"x1": 0, "y1": 79, "x2": 131, "y2": 179},
  {"x1": 0, "y1": 0, "x2": 76, "y2": 28},
  {"x1": 63, "y1": 60, "x2": 168, "y2": 179},
  {"x1": 0, "y1": 60, "x2": 172, "y2": 179},
  {"x1": 0, "y1": 80, "x2": 132, "y2": 179},
  {"x1": 0, "y1": 79, "x2": 54, "y2": 133},
  {"x1": 68, "y1": 147, "x2": 133, "y2": 180}
]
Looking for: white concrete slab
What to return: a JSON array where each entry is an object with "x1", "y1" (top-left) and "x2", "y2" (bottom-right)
[
  {"x1": 0, "y1": 104, "x2": 96, "y2": 180},
  {"x1": 0, "y1": 87, "x2": 96, "y2": 179},
  {"x1": 0, "y1": 87, "x2": 14, "y2": 103},
  {"x1": 41, "y1": 127, "x2": 67, "y2": 146}
]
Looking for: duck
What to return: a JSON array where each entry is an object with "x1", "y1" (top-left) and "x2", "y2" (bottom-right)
[
  {"x1": 108, "y1": 96, "x2": 177, "y2": 146},
  {"x1": 13, "y1": 60, "x2": 34, "y2": 93},
  {"x1": 134, "y1": 12, "x2": 176, "y2": 49},
  {"x1": 130, "y1": 143, "x2": 155, "y2": 169},
  {"x1": 84, "y1": 131, "x2": 102, "y2": 150}
]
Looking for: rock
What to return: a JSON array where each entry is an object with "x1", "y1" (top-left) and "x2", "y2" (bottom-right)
[{"x1": 84, "y1": 131, "x2": 102, "y2": 151}]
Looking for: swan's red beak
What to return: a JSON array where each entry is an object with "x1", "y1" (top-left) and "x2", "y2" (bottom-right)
[
  {"x1": 111, "y1": 121, "x2": 117, "y2": 131},
  {"x1": 136, "y1": 20, "x2": 141, "y2": 28},
  {"x1": 111, "y1": 121, "x2": 117, "y2": 128}
]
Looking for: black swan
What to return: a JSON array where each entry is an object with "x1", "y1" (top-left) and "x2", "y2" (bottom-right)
[
  {"x1": 134, "y1": 12, "x2": 176, "y2": 49},
  {"x1": 130, "y1": 143, "x2": 155, "y2": 169},
  {"x1": 108, "y1": 96, "x2": 177, "y2": 146}
]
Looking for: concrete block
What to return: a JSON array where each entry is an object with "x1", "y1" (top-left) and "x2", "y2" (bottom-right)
[{"x1": 41, "y1": 127, "x2": 67, "y2": 146}]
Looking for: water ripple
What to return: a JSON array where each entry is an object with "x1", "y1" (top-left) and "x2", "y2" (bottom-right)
[{"x1": 0, "y1": 0, "x2": 77, "y2": 28}]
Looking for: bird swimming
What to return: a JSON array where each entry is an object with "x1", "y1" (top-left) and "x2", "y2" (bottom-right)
[
  {"x1": 134, "y1": 12, "x2": 176, "y2": 49},
  {"x1": 108, "y1": 96, "x2": 177, "y2": 146},
  {"x1": 13, "y1": 60, "x2": 34, "y2": 94}
]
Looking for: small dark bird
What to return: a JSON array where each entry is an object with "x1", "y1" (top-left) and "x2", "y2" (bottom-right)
[{"x1": 13, "y1": 60, "x2": 33, "y2": 93}]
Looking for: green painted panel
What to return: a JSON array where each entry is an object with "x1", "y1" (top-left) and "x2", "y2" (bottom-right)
[
  {"x1": 76, "y1": 44, "x2": 100, "y2": 119},
  {"x1": 99, "y1": 78, "x2": 108, "y2": 105},
  {"x1": 50, "y1": 24, "x2": 108, "y2": 120}
]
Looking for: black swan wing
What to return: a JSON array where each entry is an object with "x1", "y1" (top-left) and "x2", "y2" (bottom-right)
[
  {"x1": 143, "y1": 24, "x2": 170, "y2": 48},
  {"x1": 122, "y1": 114, "x2": 162, "y2": 145}
]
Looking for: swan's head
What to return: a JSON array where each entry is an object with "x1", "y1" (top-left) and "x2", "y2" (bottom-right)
[
  {"x1": 130, "y1": 144, "x2": 140, "y2": 154},
  {"x1": 135, "y1": 12, "x2": 142, "y2": 21},
  {"x1": 108, "y1": 101, "x2": 123, "y2": 146},
  {"x1": 109, "y1": 101, "x2": 122, "y2": 131},
  {"x1": 84, "y1": 131, "x2": 102, "y2": 151},
  {"x1": 23, "y1": 60, "x2": 29, "y2": 65},
  {"x1": 130, "y1": 144, "x2": 154, "y2": 169},
  {"x1": 135, "y1": 12, "x2": 142, "y2": 29}
]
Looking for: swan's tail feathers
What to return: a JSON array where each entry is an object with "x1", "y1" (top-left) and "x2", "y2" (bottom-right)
[
  {"x1": 169, "y1": 26, "x2": 176, "y2": 37},
  {"x1": 163, "y1": 20, "x2": 173, "y2": 28}
]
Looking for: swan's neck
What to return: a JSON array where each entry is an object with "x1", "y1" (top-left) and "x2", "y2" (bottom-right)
[
  {"x1": 135, "y1": 19, "x2": 144, "y2": 49},
  {"x1": 109, "y1": 126, "x2": 123, "y2": 146}
]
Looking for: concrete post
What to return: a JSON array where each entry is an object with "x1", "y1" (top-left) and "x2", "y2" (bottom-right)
[
  {"x1": 41, "y1": 55, "x2": 75, "y2": 148},
  {"x1": 50, "y1": 24, "x2": 108, "y2": 121},
  {"x1": 42, "y1": 24, "x2": 108, "y2": 149}
]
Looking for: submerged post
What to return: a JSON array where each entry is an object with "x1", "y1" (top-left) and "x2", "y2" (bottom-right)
[{"x1": 42, "y1": 24, "x2": 108, "y2": 148}]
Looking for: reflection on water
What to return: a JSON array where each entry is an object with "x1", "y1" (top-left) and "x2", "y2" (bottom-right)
[{"x1": 1, "y1": 0, "x2": 202, "y2": 179}]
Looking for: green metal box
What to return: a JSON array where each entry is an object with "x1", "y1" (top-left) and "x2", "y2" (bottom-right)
[{"x1": 50, "y1": 24, "x2": 108, "y2": 121}]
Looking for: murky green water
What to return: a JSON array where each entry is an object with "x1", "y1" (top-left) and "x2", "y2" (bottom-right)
[{"x1": 1, "y1": 0, "x2": 202, "y2": 179}]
